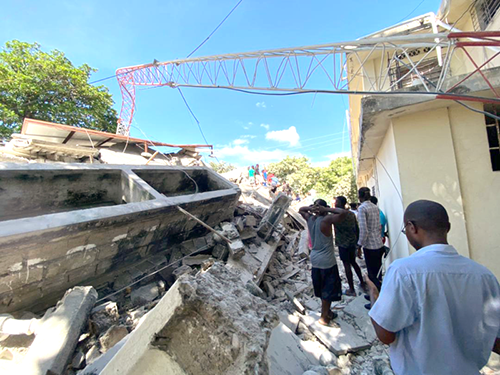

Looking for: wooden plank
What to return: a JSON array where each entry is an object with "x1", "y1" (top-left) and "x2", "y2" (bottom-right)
[{"x1": 62, "y1": 131, "x2": 76, "y2": 144}]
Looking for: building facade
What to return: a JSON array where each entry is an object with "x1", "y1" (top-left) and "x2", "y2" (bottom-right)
[{"x1": 347, "y1": 0, "x2": 500, "y2": 277}]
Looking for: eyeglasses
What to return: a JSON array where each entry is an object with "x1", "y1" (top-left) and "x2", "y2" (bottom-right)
[{"x1": 401, "y1": 221, "x2": 413, "y2": 235}]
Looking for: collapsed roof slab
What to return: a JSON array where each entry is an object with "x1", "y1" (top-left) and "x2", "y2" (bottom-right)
[
  {"x1": 0, "y1": 163, "x2": 240, "y2": 313},
  {"x1": 99, "y1": 262, "x2": 278, "y2": 375}
]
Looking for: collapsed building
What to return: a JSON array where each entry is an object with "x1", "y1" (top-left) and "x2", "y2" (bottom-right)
[{"x1": 1, "y1": 117, "x2": 499, "y2": 374}]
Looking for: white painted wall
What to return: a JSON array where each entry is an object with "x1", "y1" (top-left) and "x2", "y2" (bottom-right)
[
  {"x1": 448, "y1": 102, "x2": 500, "y2": 279},
  {"x1": 375, "y1": 123, "x2": 409, "y2": 263},
  {"x1": 392, "y1": 108, "x2": 470, "y2": 258}
]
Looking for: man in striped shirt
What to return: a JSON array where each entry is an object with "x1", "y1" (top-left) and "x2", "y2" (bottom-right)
[{"x1": 357, "y1": 187, "x2": 384, "y2": 309}]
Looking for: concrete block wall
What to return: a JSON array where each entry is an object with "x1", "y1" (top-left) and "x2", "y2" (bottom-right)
[{"x1": 0, "y1": 164, "x2": 240, "y2": 313}]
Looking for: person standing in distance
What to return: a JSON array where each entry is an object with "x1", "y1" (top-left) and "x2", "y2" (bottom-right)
[{"x1": 357, "y1": 187, "x2": 384, "y2": 309}]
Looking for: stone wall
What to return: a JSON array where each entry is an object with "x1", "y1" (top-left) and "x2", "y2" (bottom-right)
[{"x1": 0, "y1": 164, "x2": 240, "y2": 313}]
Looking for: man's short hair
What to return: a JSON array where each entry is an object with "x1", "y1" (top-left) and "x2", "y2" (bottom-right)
[
  {"x1": 370, "y1": 196, "x2": 378, "y2": 205},
  {"x1": 405, "y1": 200, "x2": 450, "y2": 233},
  {"x1": 314, "y1": 199, "x2": 328, "y2": 207},
  {"x1": 349, "y1": 202, "x2": 358, "y2": 209},
  {"x1": 336, "y1": 196, "x2": 347, "y2": 207},
  {"x1": 358, "y1": 187, "x2": 371, "y2": 200}
]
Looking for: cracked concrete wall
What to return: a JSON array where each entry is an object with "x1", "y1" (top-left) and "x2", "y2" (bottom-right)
[{"x1": 0, "y1": 164, "x2": 240, "y2": 313}]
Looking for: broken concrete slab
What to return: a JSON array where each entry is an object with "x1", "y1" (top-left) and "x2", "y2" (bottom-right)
[
  {"x1": 239, "y1": 228, "x2": 258, "y2": 241},
  {"x1": 305, "y1": 298, "x2": 321, "y2": 312},
  {"x1": 300, "y1": 312, "x2": 371, "y2": 356},
  {"x1": 263, "y1": 280, "x2": 275, "y2": 299},
  {"x1": 234, "y1": 216, "x2": 245, "y2": 232},
  {"x1": 227, "y1": 240, "x2": 279, "y2": 285},
  {"x1": 172, "y1": 265, "x2": 193, "y2": 280},
  {"x1": 228, "y1": 239, "x2": 245, "y2": 260},
  {"x1": 130, "y1": 283, "x2": 159, "y2": 306},
  {"x1": 245, "y1": 215, "x2": 257, "y2": 227},
  {"x1": 22, "y1": 286, "x2": 97, "y2": 375},
  {"x1": 80, "y1": 335, "x2": 130, "y2": 375},
  {"x1": 267, "y1": 322, "x2": 320, "y2": 375},
  {"x1": 219, "y1": 222, "x2": 240, "y2": 240},
  {"x1": 278, "y1": 311, "x2": 300, "y2": 333},
  {"x1": 0, "y1": 164, "x2": 240, "y2": 314},
  {"x1": 298, "y1": 230, "x2": 310, "y2": 258},
  {"x1": 212, "y1": 243, "x2": 229, "y2": 260},
  {"x1": 99, "y1": 325, "x2": 129, "y2": 353},
  {"x1": 182, "y1": 254, "x2": 211, "y2": 266},
  {"x1": 257, "y1": 193, "x2": 292, "y2": 240},
  {"x1": 286, "y1": 231, "x2": 300, "y2": 256},
  {"x1": 99, "y1": 263, "x2": 277, "y2": 375},
  {"x1": 343, "y1": 295, "x2": 377, "y2": 343},
  {"x1": 90, "y1": 301, "x2": 119, "y2": 335}
]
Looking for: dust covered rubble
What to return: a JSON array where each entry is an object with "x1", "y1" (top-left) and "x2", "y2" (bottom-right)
[{"x1": 0, "y1": 191, "x2": 392, "y2": 375}]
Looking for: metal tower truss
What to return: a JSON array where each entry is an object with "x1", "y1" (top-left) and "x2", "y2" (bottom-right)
[{"x1": 115, "y1": 26, "x2": 500, "y2": 134}]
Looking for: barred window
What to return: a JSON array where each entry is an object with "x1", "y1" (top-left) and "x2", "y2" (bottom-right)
[
  {"x1": 484, "y1": 105, "x2": 500, "y2": 171},
  {"x1": 472, "y1": 0, "x2": 500, "y2": 30}
]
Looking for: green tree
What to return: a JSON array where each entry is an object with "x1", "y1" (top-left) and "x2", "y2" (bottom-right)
[
  {"x1": 0, "y1": 40, "x2": 118, "y2": 138},
  {"x1": 315, "y1": 157, "x2": 355, "y2": 197},
  {"x1": 268, "y1": 155, "x2": 357, "y2": 200},
  {"x1": 268, "y1": 156, "x2": 319, "y2": 195},
  {"x1": 209, "y1": 160, "x2": 236, "y2": 174}
]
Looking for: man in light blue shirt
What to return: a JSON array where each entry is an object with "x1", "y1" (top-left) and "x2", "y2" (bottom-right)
[{"x1": 366, "y1": 200, "x2": 500, "y2": 375}]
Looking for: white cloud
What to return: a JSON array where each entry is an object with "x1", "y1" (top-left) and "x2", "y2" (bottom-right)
[
  {"x1": 265, "y1": 126, "x2": 300, "y2": 147},
  {"x1": 256, "y1": 102, "x2": 267, "y2": 108},
  {"x1": 215, "y1": 145, "x2": 299, "y2": 164},
  {"x1": 241, "y1": 135, "x2": 257, "y2": 139},
  {"x1": 243, "y1": 122, "x2": 253, "y2": 130},
  {"x1": 233, "y1": 138, "x2": 249, "y2": 146},
  {"x1": 260, "y1": 123, "x2": 270, "y2": 130}
]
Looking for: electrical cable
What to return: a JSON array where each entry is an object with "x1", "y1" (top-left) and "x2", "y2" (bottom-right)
[
  {"x1": 395, "y1": 0, "x2": 426, "y2": 24},
  {"x1": 186, "y1": 0, "x2": 244, "y2": 58},
  {"x1": 187, "y1": 85, "x2": 500, "y2": 104},
  {"x1": 177, "y1": 88, "x2": 220, "y2": 163}
]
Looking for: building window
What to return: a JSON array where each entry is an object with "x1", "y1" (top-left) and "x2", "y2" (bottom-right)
[
  {"x1": 472, "y1": 0, "x2": 500, "y2": 31},
  {"x1": 484, "y1": 105, "x2": 500, "y2": 171},
  {"x1": 389, "y1": 55, "x2": 445, "y2": 91}
]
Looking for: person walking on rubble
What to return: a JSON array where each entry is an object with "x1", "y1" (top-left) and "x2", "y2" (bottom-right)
[
  {"x1": 333, "y1": 196, "x2": 366, "y2": 296},
  {"x1": 357, "y1": 187, "x2": 384, "y2": 310},
  {"x1": 299, "y1": 199, "x2": 346, "y2": 326},
  {"x1": 248, "y1": 165, "x2": 255, "y2": 185},
  {"x1": 365, "y1": 200, "x2": 500, "y2": 375}
]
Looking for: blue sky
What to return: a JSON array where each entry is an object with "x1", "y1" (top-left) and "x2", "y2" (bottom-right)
[{"x1": 1, "y1": 0, "x2": 441, "y2": 167}]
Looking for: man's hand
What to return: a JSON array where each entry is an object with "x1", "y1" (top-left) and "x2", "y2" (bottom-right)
[
  {"x1": 364, "y1": 274, "x2": 379, "y2": 298},
  {"x1": 357, "y1": 247, "x2": 363, "y2": 259},
  {"x1": 311, "y1": 205, "x2": 327, "y2": 215}
]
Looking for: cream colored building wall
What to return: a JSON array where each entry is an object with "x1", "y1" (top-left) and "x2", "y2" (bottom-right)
[
  {"x1": 375, "y1": 123, "x2": 410, "y2": 262},
  {"x1": 391, "y1": 107, "x2": 470, "y2": 257},
  {"x1": 448, "y1": 102, "x2": 500, "y2": 278}
]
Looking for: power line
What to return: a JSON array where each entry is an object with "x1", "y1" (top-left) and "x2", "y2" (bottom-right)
[
  {"x1": 186, "y1": 0, "x2": 244, "y2": 58},
  {"x1": 395, "y1": 0, "x2": 426, "y2": 24}
]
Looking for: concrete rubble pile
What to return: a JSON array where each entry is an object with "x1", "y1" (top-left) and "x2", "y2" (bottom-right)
[{"x1": 1, "y1": 181, "x2": 498, "y2": 375}]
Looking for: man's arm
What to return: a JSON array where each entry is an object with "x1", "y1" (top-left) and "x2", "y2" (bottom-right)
[
  {"x1": 299, "y1": 206, "x2": 313, "y2": 221},
  {"x1": 365, "y1": 276, "x2": 396, "y2": 344},
  {"x1": 321, "y1": 207, "x2": 347, "y2": 225},
  {"x1": 494, "y1": 338, "x2": 500, "y2": 354}
]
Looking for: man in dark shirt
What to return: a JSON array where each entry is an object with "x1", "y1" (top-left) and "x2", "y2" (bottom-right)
[{"x1": 334, "y1": 196, "x2": 366, "y2": 296}]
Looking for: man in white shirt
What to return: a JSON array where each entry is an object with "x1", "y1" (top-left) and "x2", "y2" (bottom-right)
[{"x1": 366, "y1": 199, "x2": 500, "y2": 375}]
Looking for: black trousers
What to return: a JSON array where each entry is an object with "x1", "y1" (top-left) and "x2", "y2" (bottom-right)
[{"x1": 363, "y1": 247, "x2": 385, "y2": 291}]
